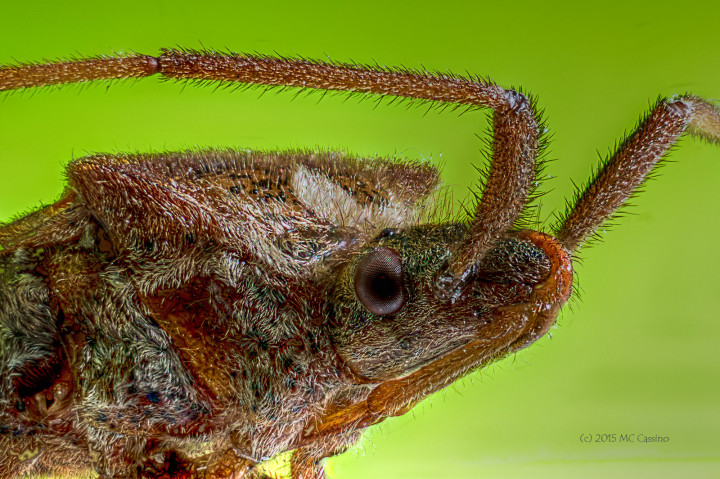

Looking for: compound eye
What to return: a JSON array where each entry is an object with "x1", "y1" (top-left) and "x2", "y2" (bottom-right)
[{"x1": 354, "y1": 247, "x2": 405, "y2": 316}]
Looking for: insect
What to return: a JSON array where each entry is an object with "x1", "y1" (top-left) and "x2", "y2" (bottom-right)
[{"x1": 0, "y1": 48, "x2": 718, "y2": 479}]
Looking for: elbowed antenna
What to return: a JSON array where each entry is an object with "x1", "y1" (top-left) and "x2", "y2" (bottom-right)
[
  {"x1": 434, "y1": 91, "x2": 542, "y2": 302},
  {"x1": 1, "y1": 49, "x2": 545, "y2": 302},
  {"x1": 0, "y1": 54, "x2": 159, "y2": 90},
  {"x1": 555, "y1": 96, "x2": 720, "y2": 252}
]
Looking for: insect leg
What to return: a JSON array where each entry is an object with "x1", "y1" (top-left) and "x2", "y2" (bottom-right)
[
  {"x1": 289, "y1": 431, "x2": 362, "y2": 479},
  {"x1": 556, "y1": 96, "x2": 720, "y2": 251}
]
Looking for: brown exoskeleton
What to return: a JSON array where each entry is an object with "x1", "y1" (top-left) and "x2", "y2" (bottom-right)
[{"x1": 1, "y1": 49, "x2": 718, "y2": 479}]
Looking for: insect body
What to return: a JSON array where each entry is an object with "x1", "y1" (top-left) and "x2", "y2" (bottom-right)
[{"x1": 0, "y1": 49, "x2": 718, "y2": 479}]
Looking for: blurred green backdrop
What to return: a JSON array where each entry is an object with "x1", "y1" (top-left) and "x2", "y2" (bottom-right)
[{"x1": 1, "y1": 1, "x2": 718, "y2": 478}]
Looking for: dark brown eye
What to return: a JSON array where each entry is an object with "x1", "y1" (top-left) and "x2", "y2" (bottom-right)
[{"x1": 354, "y1": 247, "x2": 405, "y2": 316}]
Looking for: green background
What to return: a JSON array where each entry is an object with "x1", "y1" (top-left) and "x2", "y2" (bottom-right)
[{"x1": 1, "y1": 1, "x2": 719, "y2": 478}]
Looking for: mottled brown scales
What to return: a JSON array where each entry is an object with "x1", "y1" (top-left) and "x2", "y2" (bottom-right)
[{"x1": 1, "y1": 49, "x2": 719, "y2": 479}]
